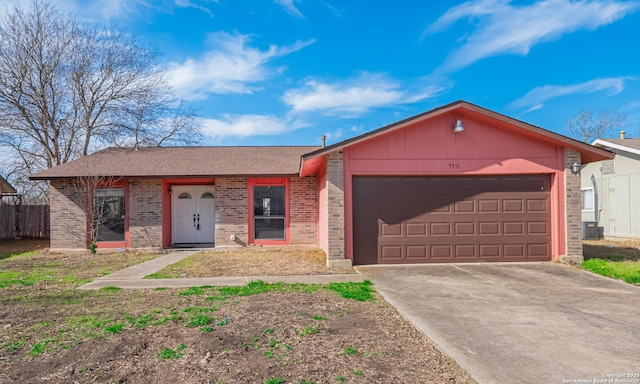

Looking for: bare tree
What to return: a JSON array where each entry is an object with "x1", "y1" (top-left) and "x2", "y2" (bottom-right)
[
  {"x1": 71, "y1": 176, "x2": 123, "y2": 252},
  {"x1": 0, "y1": 1, "x2": 200, "y2": 200},
  {"x1": 566, "y1": 108, "x2": 627, "y2": 143}
]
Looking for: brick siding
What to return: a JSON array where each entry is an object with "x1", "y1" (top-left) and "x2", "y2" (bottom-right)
[
  {"x1": 562, "y1": 148, "x2": 583, "y2": 264},
  {"x1": 128, "y1": 179, "x2": 162, "y2": 248},
  {"x1": 49, "y1": 176, "x2": 320, "y2": 250},
  {"x1": 214, "y1": 178, "x2": 249, "y2": 247},
  {"x1": 49, "y1": 179, "x2": 88, "y2": 249},
  {"x1": 290, "y1": 176, "x2": 318, "y2": 245}
]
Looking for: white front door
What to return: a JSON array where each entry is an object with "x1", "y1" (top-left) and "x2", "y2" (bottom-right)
[{"x1": 171, "y1": 186, "x2": 215, "y2": 244}]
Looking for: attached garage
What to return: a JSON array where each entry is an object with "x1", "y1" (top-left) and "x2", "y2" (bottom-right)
[
  {"x1": 300, "y1": 100, "x2": 615, "y2": 266},
  {"x1": 353, "y1": 175, "x2": 551, "y2": 264}
]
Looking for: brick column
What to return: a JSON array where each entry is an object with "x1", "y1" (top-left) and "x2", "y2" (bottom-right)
[
  {"x1": 326, "y1": 151, "x2": 351, "y2": 268},
  {"x1": 128, "y1": 179, "x2": 163, "y2": 250},
  {"x1": 561, "y1": 148, "x2": 583, "y2": 265}
]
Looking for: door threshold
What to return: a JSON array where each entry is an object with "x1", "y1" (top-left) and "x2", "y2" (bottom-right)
[{"x1": 169, "y1": 243, "x2": 215, "y2": 250}]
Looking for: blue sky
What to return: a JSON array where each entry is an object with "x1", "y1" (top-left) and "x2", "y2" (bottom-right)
[{"x1": 11, "y1": 0, "x2": 640, "y2": 146}]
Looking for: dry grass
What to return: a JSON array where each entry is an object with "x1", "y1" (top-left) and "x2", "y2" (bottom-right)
[
  {"x1": 583, "y1": 238, "x2": 640, "y2": 261},
  {"x1": 0, "y1": 241, "x2": 474, "y2": 384},
  {"x1": 147, "y1": 247, "x2": 354, "y2": 278}
]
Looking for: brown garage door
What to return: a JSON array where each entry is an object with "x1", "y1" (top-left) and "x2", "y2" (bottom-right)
[{"x1": 353, "y1": 176, "x2": 551, "y2": 264}]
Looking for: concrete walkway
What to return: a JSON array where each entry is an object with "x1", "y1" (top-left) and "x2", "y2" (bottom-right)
[{"x1": 79, "y1": 250, "x2": 363, "y2": 290}]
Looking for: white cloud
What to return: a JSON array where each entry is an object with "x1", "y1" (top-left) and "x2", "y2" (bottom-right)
[
  {"x1": 174, "y1": 0, "x2": 218, "y2": 17},
  {"x1": 323, "y1": 125, "x2": 363, "y2": 144},
  {"x1": 283, "y1": 73, "x2": 447, "y2": 116},
  {"x1": 275, "y1": 0, "x2": 305, "y2": 18},
  {"x1": 199, "y1": 114, "x2": 307, "y2": 139},
  {"x1": 510, "y1": 77, "x2": 632, "y2": 111},
  {"x1": 167, "y1": 31, "x2": 315, "y2": 100},
  {"x1": 426, "y1": 0, "x2": 640, "y2": 73}
]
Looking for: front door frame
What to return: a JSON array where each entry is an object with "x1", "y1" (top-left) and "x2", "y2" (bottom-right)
[
  {"x1": 171, "y1": 185, "x2": 215, "y2": 245},
  {"x1": 161, "y1": 178, "x2": 215, "y2": 248}
]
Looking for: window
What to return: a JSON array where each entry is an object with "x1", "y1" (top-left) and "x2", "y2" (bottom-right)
[
  {"x1": 201, "y1": 192, "x2": 214, "y2": 199},
  {"x1": 94, "y1": 189, "x2": 125, "y2": 241},
  {"x1": 253, "y1": 186, "x2": 285, "y2": 240},
  {"x1": 582, "y1": 188, "x2": 594, "y2": 211},
  {"x1": 178, "y1": 192, "x2": 191, "y2": 199}
]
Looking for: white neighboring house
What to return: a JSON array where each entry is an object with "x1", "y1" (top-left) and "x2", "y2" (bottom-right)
[{"x1": 581, "y1": 132, "x2": 640, "y2": 239}]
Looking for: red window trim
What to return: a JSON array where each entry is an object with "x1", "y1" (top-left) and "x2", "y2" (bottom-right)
[{"x1": 248, "y1": 178, "x2": 290, "y2": 245}]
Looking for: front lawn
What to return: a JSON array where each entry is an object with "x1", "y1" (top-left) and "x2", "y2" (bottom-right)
[
  {"x1": 0, "y1": 241, "x2": 475, "y2": 383},
  {"x1": 582, "y1": 239, "x2": 640, "y2": 285},
  {"x1": 146, "y1": 247, "x2": 355, "y2": 278}
]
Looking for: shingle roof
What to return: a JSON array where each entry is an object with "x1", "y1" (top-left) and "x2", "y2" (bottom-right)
[
  {"x1": 29, "y1": 146, "x2": 321, "y2": 180},
  {"x1": 594, "y1": 138, "x2": 640, "y2": 152}
]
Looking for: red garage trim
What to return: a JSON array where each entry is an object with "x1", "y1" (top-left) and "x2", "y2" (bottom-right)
[
  {"x1": 248, "y1": 178, "x2": 290, "y2": 245},
  {"x1": 161, "y1": 178, "x2": 216, "y2": 247},
  {"x1": 340, "y1": 112, "x2": 571, "y2": 263}
]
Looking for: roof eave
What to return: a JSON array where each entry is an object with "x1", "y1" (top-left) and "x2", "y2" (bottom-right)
[
  {"x1": 592, "y1": 139, "x2": 640, "y2": 157},
  {"x1": 0, "y1": 175, "x2": 17, "y2": 194},
  {"x1": 30, "y1": 173, "x2": 302, "y2": 181}
]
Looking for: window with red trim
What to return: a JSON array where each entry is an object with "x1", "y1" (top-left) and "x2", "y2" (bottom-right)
[
  {"x1": 253, "y1": 186, "x2": 286, "y2": 240},
  {"x1": 94, "y1": 188, "x2": 125, "y2": 242},
  {"x1": 249, "y1": 178, "x2": 289, "y2": 245}
]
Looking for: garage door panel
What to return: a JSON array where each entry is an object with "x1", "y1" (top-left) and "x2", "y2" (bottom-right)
[
  {"x1": 430, "y1": 245, "x2": 452, "y2": 258},
  {"x1": 406, "y1": 245, "x2": 427, "y2": 259},
  {"x1": 430, "y1": 222, "x2": 451, "y2": 235},
  {"x1": 504, "y1": 244, "x2": 525, "y2": 257},
  {"x1": 527, "y1": 199, "x2": 549, "y2": 212},
  {"x1": 353, "y1": 176, "x2": 551, "y2": 264},
  {"x1": 406, "y1": 223, "x2": 427, "y2": 236},
  {"x1": 479, "y1": 244, "x2": 501, "y2": 258},
  {"x1": 478, "y1": 200, "x2": 499, "y2": 212},
  {"x1": 528, "y1": 243, "x2": 549, "y2": 257},
  {"x1": 455, "y1": 245, "x2": 476, "y2": 258},
  {"x1": 455, "y1": 222, "x2": 476, "y2": 235},
  {"x1": 503, "y1": 199, "x2": 524, "y2": 212},
  {"x1": 528, "y1": 221, "x2": 548, "y2": 235},
  {"x1": 454, "y1": 200, "x2": 475, "y2": 212},
  {"x1": 479, "y1": 222, "x2": 500, "y2": 235},
  {"x1": 380, "y1": 222, "x2": 402, "y2": 236},
  {"x1": 380, "y1": 245, "x2": 403, "y2": 260},
  {"x1": 432, "y1": 204, "x2": 452, "y2": 213},
  {"x1": 503, "y1": 222, "x2": 524, "y2": 235}
]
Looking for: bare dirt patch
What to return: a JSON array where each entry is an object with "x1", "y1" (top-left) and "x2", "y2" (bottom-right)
[
  {"x1": 583, "y1": 238, "x2": 640, "y2": 261},
  {"x1": 0, "y1": 246, "x2": 475, "y2": 383},
  {"x1": 0, "y1": 238, "x2": 49, "y2": 258},
  {"x1": 148, "y1": 247, "x2": 354, "y2": 278}
]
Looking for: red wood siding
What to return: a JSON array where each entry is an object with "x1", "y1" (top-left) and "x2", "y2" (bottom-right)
[{"x1": 342, "y1": 110, "x2": 567, "y2": 262}]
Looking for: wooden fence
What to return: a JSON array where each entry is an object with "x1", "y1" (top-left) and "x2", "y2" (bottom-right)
[{"x1": 0, "y1": 205, "x2": 50, "y2": 239}]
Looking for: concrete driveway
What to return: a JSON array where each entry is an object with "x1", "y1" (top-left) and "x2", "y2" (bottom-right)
[{"x1": 356, "y1": 263, "x2": 640, "y2": 384}]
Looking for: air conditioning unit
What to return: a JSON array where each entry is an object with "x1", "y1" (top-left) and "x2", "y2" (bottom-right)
[{"x1": 582, "y1": 221, "x2": 599, "y2": 240}]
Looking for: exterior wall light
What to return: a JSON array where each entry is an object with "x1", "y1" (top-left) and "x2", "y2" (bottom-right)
[
  {"x1": 570, "y1": 162, "x2": 581, "y2": 175},
  {"x1": 453, "y1": 120, "x2": 464, "y2": 133}
]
